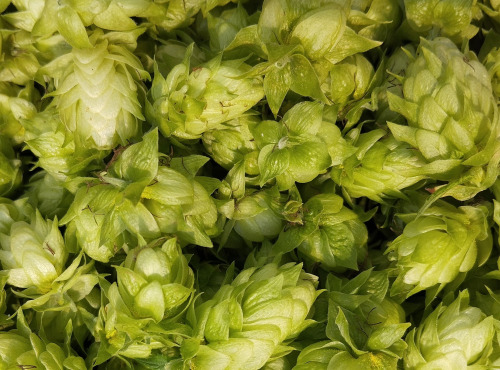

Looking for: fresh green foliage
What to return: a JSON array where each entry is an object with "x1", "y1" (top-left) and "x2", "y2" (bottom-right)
[{"x1": 1, "y1": 0, "x2": 500, "y2": 369}]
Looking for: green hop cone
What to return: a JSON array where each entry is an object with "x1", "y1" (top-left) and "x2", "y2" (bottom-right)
[
  {"x1": 60, "y1": 129, "x2": 161, "y2": 262},
  {"x1": 116, "y1": 239, "x2": 194, "y2": 323},
  {"x1": 94, "y1": 282, "x2": 165, "y2": 364},
  {"x1": 387, "y1": 37, "x2": 500, "y2": 200},
  {"x1": 22, "y1": 108, "x2": 107, "y2": 179},
  {"x1": 404, "y1": 290, "x2": 498, "y2": 369},
  {"x1": 323, "y1": 54, "x2": 375, "y2": 110},
  {"x1": 252, "y1": 102, "x2": 337, "y2": 190},
  {"x1": 143, "y1": 0, "x2": 242, "y2": 32},
  {"x1": 234, "y1": 0, "x2": 381, "y2": 115},
  {"x1": 22, "y1": 254, "x2": 101, "y2": 348},
  {"x1": 183, "y1": 263, "x2": 319, "y2": 370},
  {"x1": 45, "y1": 29, "x2": 149, "y2": 150},
  {"x1": 0, "y1": 209, "x2": 67, "y2": 294},
  {"x1": 0, "y1": 23, "x2": 40, "y2": 85},
  {"x1": 61, "y1": 129, "x2": 221, "y2": 261},
  {"x1": 146, "y1": 45, "x2": 264, "y2": 141},
  {"x1": 348, "y1": 0, "x2": 403, "y2": 42},
  {"x1": 295, "y1": 270, "x2": 410, "y2": 369},
  {"x1": 274, "y1": 193, "x2": 368, "y2": 271},
  {"x1": 0, "y1": 309, "x2": 86, "y2": 370},
  {"x1": 0, "y1": 331, "x2": 86, "y2": 370},
  {"x1": 330, "y1": 130, "x2": 429, "y2": 203},
  {"x1": 387, "y1": 198, "x2": 493, "y2": 301},
  {"x1": 143, "y1": 154, "x2": 222, "y2": 249}
]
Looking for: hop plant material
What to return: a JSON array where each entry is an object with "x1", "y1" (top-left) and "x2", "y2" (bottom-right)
[
  {"x1": 182, "y1": 263, "x2": 319, "y2": 369},
  {"x1": 274, "y1": 193, "x2": 368, "y2": 270},
  {"x1": 330, "y1": 131, "x2": 428, "y2": 202},
  {"x1": 296, "y1": 270, "x2": 410, "y2": 369},
  {"x1": 403, "y1": 0, "x2": 480, "y2": 42},
  {"x1": 94, "y1": 239, "x2": 194, "y2": 363},
  {"x1": 3, "y1": 1, "x2": 500, "y2": 368},
  {"x1": 387, "y1": 37, "x2": 500, "y2": 200},
  {"x1": 22, "y1": 108, "x2": 107, "y2": 179},
  {"x1": 202, "y1": 115, "x2": 259, "y2": 175},
  {"x1": 0, "y1": 136, "x2": 22, "y2": 197},
  {"x1": 387, "y1": 198, "x2": 493, "y2": 301},
  {"x1": 404, "y1": 291, "x2": 498, "y2": 369},
  {"x1": 0, "y1": 209, "x2": 67, "y2": 294},
  {"x1": 46, "y1": 29, "x2": 149, "y2": 150},
  {"x1": 146, "y1": 45, "x2": 264, "y2": 141},
  {"x1": 116, "y1": 239, "x2": 194, "y2": 322},
  {"x1": 348, "y1": 0, "x2": 402, "y2": 42},
  {"x1": 0, "y1": 82, "x2": 37, "y2": 145}
]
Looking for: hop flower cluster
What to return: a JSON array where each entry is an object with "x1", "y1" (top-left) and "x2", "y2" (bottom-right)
[{"x1": 1, "y1": 0, "x2": 500, "y2": 369}]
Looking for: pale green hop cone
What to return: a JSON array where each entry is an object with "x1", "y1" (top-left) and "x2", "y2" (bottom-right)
[{"x1": 182, "y1": 263, "x2": 320, "y2": 370}]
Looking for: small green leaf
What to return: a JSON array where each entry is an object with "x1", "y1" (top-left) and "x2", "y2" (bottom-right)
[{"x1": 258, "y1": 144, "x2": 290, "y2": 185}]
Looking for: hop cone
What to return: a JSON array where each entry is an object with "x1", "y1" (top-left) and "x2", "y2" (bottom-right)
[
  {"x1": 116, "y1": 239, "x2": 194, "y2": 323},
  {"x1": 146, "y1": 45, "x2": 264, "y2": 141},
  {"x1": 295, "y1": 270, "x2": 410, "y2": 369},
  {"x1": 387, "y1": 198, "x2": 493, "y2": 301},
  {"x1": 48, "y1": 30, "x2": 148, "y2": 150},
  {"x1": 0, "y1": 331, "x2": 86, "y2": 369},
  {"x1": 0, "y1": 210, "x2": 67, "y2": 294},
  {"x1": 387, "y1": 37, "x2": 500, "y2": 199},
  {"x1": 404, "y1": 291, "x2": 498, "y2": 369},
  {"x1": 183, "y1": 263, "x2": 319, "y2": 370}
]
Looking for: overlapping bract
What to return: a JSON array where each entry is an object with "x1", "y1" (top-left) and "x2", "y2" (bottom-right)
[
  {"x1": 0, "y1": 0, "x2": 500, "y2": 369},
  {"x1": 183, "y1": 263, "x2": 319, "y2": 370},
  {"x1": 405, "y1": 291, "x2": 498, "y2": 368},
  {"x1": 296, "y1": 269, "x2": 410, "y2": 369},
  {"x1": 387, "y1": 37, "x2": 500, "y2": 200},
  {"x1": 45, "y1": 29, "x2": 148, "y2": 150},
  {"x1": 146, "y1": 45, "x2": 264, "y2": 141},
  {"x1": 387, "y1": 197, "x2": 493, "y2": 301}
]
